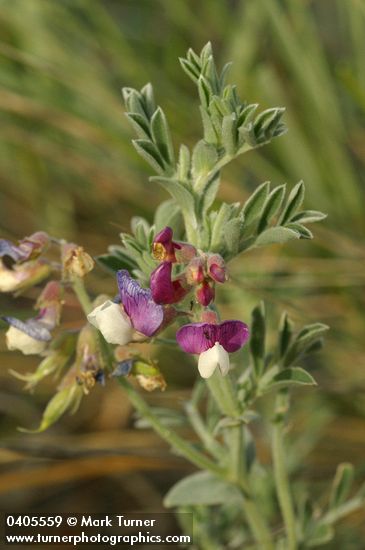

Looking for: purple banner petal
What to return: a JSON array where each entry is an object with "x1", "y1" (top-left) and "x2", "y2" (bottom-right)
[
  {"x1": 218, "y1": 320, "x2": 249, "y2": 352},
  {"x1": 176, "y1": 323, "x2": 219, "y2": 354},
  {"x1": 117, "y1": 270, "x2": 164, "y2": 337},
  {"x1": 176, "y1": 320, "x2": 249, "y2": 354},
  {"x1": 2, "y1": 316, "x2": 52, "y2": 341}
]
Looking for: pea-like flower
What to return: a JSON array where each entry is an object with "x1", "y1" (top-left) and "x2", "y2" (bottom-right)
[
  {"x1": 150, "y1": 262, "x2": 189, "y2": 305},
  {"x1": 152, "y1": 226, "x2": 196, "y2": 264},
  {"x1": 3, "y1": 281, "x2": 63, "y2": 355},
  {"x1": 0, "y1": 231, "x2": 49, "y2": 264},
  {"x1": 176, "y1": 320, "x2": 249, "y2": 378},
  {"x1": 88, "y1": 270, "x2": 165, "y2": 345},
  {"x1": 152, "y1": 226, "x2": 179, "y2": 263}
]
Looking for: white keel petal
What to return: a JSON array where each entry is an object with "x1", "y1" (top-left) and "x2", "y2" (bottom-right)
[
  {"x1": 198, "y1": 343, "x2": 230, "y2": 379},
  {"x1": 87, "y1": 300, "x2": 133, "y2": 345}
]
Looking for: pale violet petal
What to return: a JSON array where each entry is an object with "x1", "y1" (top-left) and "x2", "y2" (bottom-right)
[{"x1": 87, "y1": 300, "x2": 133, "y2": 345}]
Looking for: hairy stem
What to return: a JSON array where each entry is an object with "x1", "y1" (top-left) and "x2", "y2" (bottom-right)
[
  {"x1": 117, "y1": 377, "x2": 224, "y2": 476},
  {"x1": 205, "y1": 370, "x2": 240, "y2": 418},
  {"x1": 272, "y1": 390, "x2": 297, "y2": 550},
  {"x1": 185, "y1": 401, "x2": 226, "y2": 461},
  {"x1": 72, "y1": 277, "x2": 93, "y2": 314},
  {"x1": 207, "y1": 371, "x2": 274, "y2": 549}
]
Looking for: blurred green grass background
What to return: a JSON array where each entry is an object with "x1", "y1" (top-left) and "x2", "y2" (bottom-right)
[{"x1": 0, "y1": 0, "x2": 364, "y2": 547}]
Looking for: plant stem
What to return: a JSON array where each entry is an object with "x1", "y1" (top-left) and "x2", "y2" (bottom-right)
[
  {"x1": 206, "y1": 371, "x2": 274, "y2": 549},
  {"x1": 321, "y1": 494, "x2": 365, "y2": 525},
  {"x1": 205, "y1": 370, "x2": 240, "y2": 418},
  {"x1": 185, "y1": 401, "x2": 225, "y2": 461},
  {"x1": 117, "y1": 377, "x2": 224, "y2": 476},
  {"x1": 72, "y1": 277, "x2": 93, "y2": 314},
  {"x1": 272, "y1": 390, "x2": 297, "y2": 550}
]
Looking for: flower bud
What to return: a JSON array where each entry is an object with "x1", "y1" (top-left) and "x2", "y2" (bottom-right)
[
  {"x1": 196, "y1": 280, "x2": 215, "y2": 306},
  {"x1": 61, "y1": 242, "x2": 94, "y2": 278},
  {"x1": 36, "y1": 280, "x2": 63, "y2": 328},
  {"x1": 87, "y1": 300, "x2": 133, "y2": 345},
  {"x1": 174, "y1": 243, "x2": 197, "y2": 263},
  {"x1": 185, "y1": 257, "x2": 205, "y2": 285},
  {"x1": 207, "y1": 254, "x2": 227, "y2": 283},
  {"x1": 201, "y1": 309, "x2": 218, "y2": 324},
  {"x1": 20, "y1": 383, "x2": 83, "y2": 433}
]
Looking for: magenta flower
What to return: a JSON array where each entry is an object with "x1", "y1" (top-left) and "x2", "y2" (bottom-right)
[
  {"x1": 117, "y1": 269, "x2": 164, "y2": 337},
  {"x1": 150, "y1": 262, "x2": 189, "y2": 305},
  {"x1": 152, "y1": 226, "x2": 180, "y2": 263},
  {"x1": 152, "y1": 226, "x2": 196, "y2": 264},
  {"x1": 176, "y1": 320, "x2": 249, "y2": 378}
]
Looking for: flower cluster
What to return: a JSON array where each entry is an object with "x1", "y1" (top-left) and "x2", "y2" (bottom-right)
[
  {"x1": 0, "y1": 225, "x2": 249, "y2": 431},
  {"x1": 88, "y1": 226, "x2": 249, "y2": 379},
  {"x1": 150, "y1": 226, "x2": 227, "y2": 307}
]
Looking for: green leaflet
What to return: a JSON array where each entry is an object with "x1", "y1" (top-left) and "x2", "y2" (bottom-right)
[
  {"x1": 150, "y1": 107, "x2": 175, "y2": 166},
  {"x1": 290, "y1": 210, "x2": 327, "y2": 224},
  {"x1": 223, "y1": 216, "x2": 242, "y2": 256},
  {"x1": 257, "y1": 184, "x2": 287, "y2": 232},
  {"x1": 265, "y1": 367, "x2": 317, "y2": 391},
  {"x1": 279, "y1": 180, "x2": 305, "y2": 224},
  {"x1": 241, "y1": 181, "x2": 270, "y2": 226},
  {"x1": 192, "y1": 140, "x2": 218, "y2": 182},
  {"x1": 283, "y1": 323, "x2": 329, "y2": 367},
  {"x1": 255, "y1": 226, "x2": 300, "y2": 247},
  {"x1": 164, "y1": 471, "x2": 240, "y2": 507},
  {"x1": 97, "y1": 251, "x2": 137, "y2": 274},
  {"x1": 154, "y1": 199, "x2": 183, "y2": 234},
  {"x1": 278, "y1": 312, "x2": 294, "y2": 358},
  {"x1": 306, "y1": 524, "x2": 334, "y2": 547},
  {"x1": 151, "y1": 176, "x2": 196, "y2": 218},
  {"x1": 132, "y1": 139, "x2": 165, "y2": 174},
  {"x1": 250, "y1": 302, "x2": 266, "y2": 376},
  {"x1": 329, "y1": 463, "x2": 354, "y2": 509}
]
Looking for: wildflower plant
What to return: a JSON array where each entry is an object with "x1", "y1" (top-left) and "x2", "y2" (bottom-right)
[{"x1": 1, "y1": 43, "x2": 364, "y2": 549}]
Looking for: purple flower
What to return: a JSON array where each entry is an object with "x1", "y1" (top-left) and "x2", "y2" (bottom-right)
[
  {"x1": 176, "y1": 320, "x2": 249, "y2": 378},
  {"x1": 150, "y1": 262, "x2": 189, "y2": 305},
  {"x1": 117, "y1": 270, "x2": 164, "y2": 337}
]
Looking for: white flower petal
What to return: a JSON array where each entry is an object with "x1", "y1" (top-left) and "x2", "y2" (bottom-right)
[
  {"x1": 87, "y1": 300, "x2": 133, "y2": 345},
  {"x1": 6, "y1": 326, "x2": 47, "y2": 355},
  {"x1": 198, "y1": 342, "x2": 230, "y2": 379}
]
